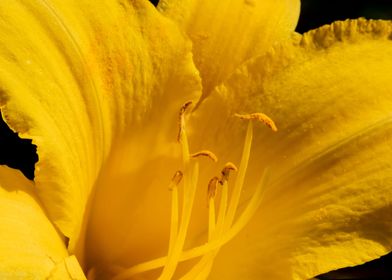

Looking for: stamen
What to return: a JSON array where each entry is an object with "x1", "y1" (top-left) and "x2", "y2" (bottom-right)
[
  {"x1": 184, "y1": 169, "x2": 269, "y2": 271},
  {"x1": 181, "y1": 127, "x2": 191, "y2": 165},
  {"x1": 194, "y1": 260, "x2": 214, "y2": 280},
  {"x1": 178, "y1": 102, "x2": 193, "y2": 164},
  {"x1": 224, "y1": 121, "x2": 253, "y2": 230},
  {"x1": 235, "y1": 112, "x2": 278, "y2": 132},
  {"x1": 191, "y1": 150, "x2": 218, "y2": 162},
  {"x1": 207, "y1": 177, "x2": 219, "y2": 200},
  {"x1": 180, "y1": 101, "x2": 193, "y2": 115},
  {"x1": 169, "y1": 170, "x2": 183, "y2": 190},
  {"x1": 226, "y1": 168, "x2": 269, "y2": 238},
  {"x1": 208, "y1": 198, "x2": 216, "y2": 241},
  {"x1": 180, "y1": 255, "x2": 212, "y2": 280},
  {"x1": 159, "y1": 163, "x2": 199, "y2": 280},
  {"x1": 161, "y1": 105, "x2": 199, "y2": 279},
  {"x1": 220, "y1": 162, "x2": 238, "y2": 184},
  {"x1": 112, "y1": 169, "x2": 270, "y2": 280},
  {"x1": 168, "y1": 171, "x2": 182, "y2": 256},
  {"x1": 216, "y1": 180, "x2": 228, "y2": 232},
  {"x1": 113, "y1": 108, "x2": 274, "y2": 280},
  {"x1": 158, "y1": 100, "x2": 198, "y2": 280},
  {"x1": 207, "y1": 178, "x2": 219, "y2": 239},
  {"x1": 181, "y1": 166, "x2": 234, "y2": 280},
  {"x1": 177, "y1": 101, "x2": 194, "y2": 142}
]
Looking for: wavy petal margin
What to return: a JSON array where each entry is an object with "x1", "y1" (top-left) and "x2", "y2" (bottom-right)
[
  {"x1": 0, "y1": 0, "x2": 201, "y2": 256},
  {"x1": 189, "y1": 19, "x2": 392, "y2": 279}
]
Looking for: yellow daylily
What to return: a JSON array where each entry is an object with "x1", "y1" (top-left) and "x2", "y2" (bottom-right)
[{"x1": 1, "y1": 0, "x2": 392, "y2": 279}]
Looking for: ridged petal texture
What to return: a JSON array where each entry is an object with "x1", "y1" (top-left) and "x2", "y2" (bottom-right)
[
  {"x1": 2, "y1": 1, "x2": 392, "y2": 279},
  {"x1": 158, "y1": 0, "x2": 300, "y2": 98},
  {"x1": 0, "y1": 0, "x2": 200, "y2": 255},
  {"x1": 188, "y1": 19, "x2": 392, "y2": 279}
]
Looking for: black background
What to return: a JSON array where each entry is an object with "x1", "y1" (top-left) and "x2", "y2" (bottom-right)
[
  {"x1": 0, "y1": 0, "x2": 392, "y2": 279},
  {"x1": 297, "y1": 0, "x2": 392, "y2": 33}
]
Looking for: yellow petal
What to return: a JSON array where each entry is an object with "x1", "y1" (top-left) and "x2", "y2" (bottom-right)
[
  {"x1": 0, "y1": 0, "x2": 200, "y2": 255},
  {"x1": 189, "y1": 19, "x2": 392, "y2": 279},
  {"x1": 48, "y1": 255, "x2": 86, "y2": 280},
  {"x1": 0, "y1": 166, "x2": 72, "y2": 278},
  {"x1": 158, "y1": 0, "x2": 300, "y2": 98}
]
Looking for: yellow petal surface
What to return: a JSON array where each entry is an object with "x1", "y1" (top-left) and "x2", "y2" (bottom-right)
[
  {"x1": 158, "y1": 0, "x2": 300, "y2": 98},
  {"x1": 188, "y1": 19, "x2": 392, "y2": 279},
  {"x1": 0, "y1": 165, "x2": 79, "y2": 279},
  {"x1": 48, "y1": 255, "x2": 86, "y2": 280},
  {"x1": 0, "y1": 0, "x2": 200, "y2": 257}
]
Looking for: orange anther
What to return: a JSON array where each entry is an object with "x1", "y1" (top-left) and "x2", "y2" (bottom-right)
[{"x1": 235, "y1": 113, "x2": 277, "y2": 132}]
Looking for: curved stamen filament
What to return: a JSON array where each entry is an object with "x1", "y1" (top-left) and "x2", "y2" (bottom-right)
[
  {"x1": 171, "y1": 122, "x2": 255, "y2": 279},
  {"x1": 159, "y1": 123, "x2": 199, "y2": 280},
  {"x1": 160, "y1": 101, "x2": 196, "y2": 280},
  {"x1": 168, "y1": 171, "x2": 183, "y2": 256},
  {"x1": 113, "y1": 111, "x2": 274, "y2": 280},
  {"x1": 180, "y1": 178, "x2": 229, "y2": 280},
  {"x1": 224, "y1": 121, "x2": 253, "y2": 230},
  {"x1": 112, "y1": 169, "x2": 268, "y2": 280},
  {"x1": 208, "y1": 198, "x2": 216, "y2": 241},
  {"x1": 217, "y1": 180, "x2": 228, "y2": 231},
  {"x1": 180, "y1": 122, "x2": 191, "y2": 165},
  {"x1": 207, "y1": 177, "x2": 219, "y2": 240}
]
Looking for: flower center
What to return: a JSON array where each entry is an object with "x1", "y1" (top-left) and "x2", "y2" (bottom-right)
[{"x1": 110, "y1": 105, "x2": 276, "y2": 280}]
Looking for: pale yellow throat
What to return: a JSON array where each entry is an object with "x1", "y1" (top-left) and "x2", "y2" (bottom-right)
[{"x1": 111, "y1": 104, "x2": 276, "y2": 280}]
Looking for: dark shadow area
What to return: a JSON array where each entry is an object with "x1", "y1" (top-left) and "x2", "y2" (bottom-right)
[
  {"x1": 149, "y1": 0, "x2": 392, "y2": 33},
  {"x1": 299, "y1": 1, "x2": 392, "y2": 279},
  {"x1": 317, "y1": 252, "x2": 392, "y2": 279},
  {"x1": 0, "y1": 0, "x2": 390, "y2": 278},
  {"x1": 148, "y1": 0, "x2": 392, "y2": 278},
  {"x1": 297, "y1": 0, "x2": 392, "y2": 33},
  {"x1": 0, "y1": 112, "x2": 37, "y2": 180}
]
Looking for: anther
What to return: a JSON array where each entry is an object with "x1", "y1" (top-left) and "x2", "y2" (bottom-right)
[
  {"x1": 220, "y1": 162, "x2": 238, "y2": 184},
  {"x1": 191, "y1": 150, "x2": 218, "y2": 162},
  {"x1": 172, "y1": 171, "x2": 183, "y2": 185},
  {"x1": 169, "y1": 171, "x2": 183, "y2": 190},
  {"x1": 180, "y1": 101, "x2": 193, "y2": 115},
  {"x1": 177, "y1": 101, "x2": 194, "y2": 142},
  {"x1": 208, "y1": 177, "x2": 220, "y2": 200},
  {"x1": 235, "y1": 113, "x2": 278, "y2": 132}
]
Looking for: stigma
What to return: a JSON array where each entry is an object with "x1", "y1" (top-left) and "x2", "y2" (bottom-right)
[{"x1": 112, "y1": 107, "x2": 276, "y2": 280}]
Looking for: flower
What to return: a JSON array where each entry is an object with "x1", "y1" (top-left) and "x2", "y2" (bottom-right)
[{"x1": 1, "y1": 0, "x2": 392, "y2": 279}]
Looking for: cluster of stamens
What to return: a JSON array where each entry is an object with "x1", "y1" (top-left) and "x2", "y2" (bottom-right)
[{"x1": 112, "y1": 104, "x2": 276, "y2": 280}]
